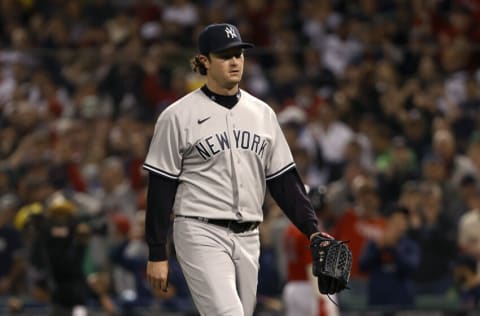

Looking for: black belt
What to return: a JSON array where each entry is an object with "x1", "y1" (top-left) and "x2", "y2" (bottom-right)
[{"x1": 176, "y1": 215, "x2": 260, "y2": 234}]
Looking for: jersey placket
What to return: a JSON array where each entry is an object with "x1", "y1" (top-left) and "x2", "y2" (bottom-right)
[{"x1": 225, "y1": 110, "x2": 244, "y2": 220}]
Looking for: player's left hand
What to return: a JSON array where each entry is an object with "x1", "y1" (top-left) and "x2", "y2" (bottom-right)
[{"x1": 147, "y1": 260, "x2": 169, "y2": 292}]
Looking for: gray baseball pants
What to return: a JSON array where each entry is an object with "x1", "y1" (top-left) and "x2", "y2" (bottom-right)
[{"x1": 173, "y1": 216, "x2": 260, "y2": 316}]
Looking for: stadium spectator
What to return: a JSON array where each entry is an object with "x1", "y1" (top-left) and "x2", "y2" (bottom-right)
[
  {"x1": 299, "y1": 101, "x2": 355, "y2": 182},
  {"x1": 410, "y1": 181, "x2": 458, "y2": 295},
  {"x1": 360, "y1": 205, "x2": 420, "y2": 307},
  {"x1": 376, "y1": 136, "x2": 419, "y2": 207},
  {"x1": 330, "y1": 175, "x2": 386, "y2": 281},
  {"x1": 326, "y1": 159, "x2": 368, "y2": 218}
]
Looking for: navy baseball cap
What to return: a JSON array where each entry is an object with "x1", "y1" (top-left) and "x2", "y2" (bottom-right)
[{"x1": 198, "y1": 23, "x2": 254, "y2": 55}]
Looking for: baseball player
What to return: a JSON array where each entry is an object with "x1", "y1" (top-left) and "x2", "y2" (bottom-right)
[{"x1": 144, "y1": 23, "x2": 323, "y2": 316}]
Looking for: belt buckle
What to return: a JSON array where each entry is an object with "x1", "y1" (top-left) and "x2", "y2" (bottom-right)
[
  {"x1": 196, "y1": 217, "x2": 209, "y2": 223},
  {"x1": 226, "y1": 220, "x2": 235, "y2": 232},
  {"x1": 230, "y1": 221, "x2": 243, "y2": 234},
  {"x1": 233, "y1": 221, "x2": 243, "y2": 234}
]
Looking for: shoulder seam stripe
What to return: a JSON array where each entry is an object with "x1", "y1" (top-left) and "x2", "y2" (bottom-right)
[
  {"x1": 143, "y1": 164, "x2": 180, "y2": 179},
  {"x1": 265, "y1": 162, "x2": 295, "y2": 180}
]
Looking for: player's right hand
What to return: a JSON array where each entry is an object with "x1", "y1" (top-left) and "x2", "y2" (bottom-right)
[{"x1": 147, "y1": 260, "x2": 169, "y2": 292}]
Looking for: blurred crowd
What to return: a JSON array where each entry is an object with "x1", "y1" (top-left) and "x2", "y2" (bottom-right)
[{"x1": 1, "y1": 0, "x2": 480, "y2": 315}]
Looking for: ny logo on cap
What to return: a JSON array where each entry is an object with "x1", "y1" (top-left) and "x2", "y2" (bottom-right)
[{"x1": 225, "y1": 26, "x2": 237, "y2": 39}]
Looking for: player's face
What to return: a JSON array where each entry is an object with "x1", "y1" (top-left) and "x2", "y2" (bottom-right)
[{"x1": 204, "y1": 47, "x2": 244, "y2": 93}]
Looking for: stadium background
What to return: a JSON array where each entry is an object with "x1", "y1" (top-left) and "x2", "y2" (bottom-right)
[{"x1": 1, "y1": 0, "x2": 480, "y2": 315}]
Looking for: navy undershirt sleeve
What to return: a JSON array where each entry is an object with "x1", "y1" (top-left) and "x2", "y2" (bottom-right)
[
  {"x1": 145, "y1": 172, "x2": 178, "y2": 261},
  {"x1": 266, "y1": 167, "x2": 319, "y2": 238}
]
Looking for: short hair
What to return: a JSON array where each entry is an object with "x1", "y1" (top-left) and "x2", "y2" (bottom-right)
[{"x1": 191, "y1": 55, "x2": 207, "y2": 75}]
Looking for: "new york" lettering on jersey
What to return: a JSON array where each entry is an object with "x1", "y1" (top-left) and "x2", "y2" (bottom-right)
[{"x1": 195, "y1": 130, "x2": 269, "y2": 160}]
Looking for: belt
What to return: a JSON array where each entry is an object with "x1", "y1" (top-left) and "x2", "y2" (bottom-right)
[{"x1": 176, "y1": 215, "x2": 260, "y2": 234}]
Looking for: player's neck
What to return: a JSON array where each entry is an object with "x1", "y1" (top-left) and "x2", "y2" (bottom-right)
[{"x1": 205, "y1": 81, "x2": 239, "y2": 96}]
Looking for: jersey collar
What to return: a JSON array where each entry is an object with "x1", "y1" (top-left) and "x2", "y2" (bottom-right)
[{"x1": 201, "y1": 85, "x2": 241, "y2": 109}]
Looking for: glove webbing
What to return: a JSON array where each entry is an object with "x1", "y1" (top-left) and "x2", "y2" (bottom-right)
[
  {"x1": 322, "y1": 240, "x2": 351, "y2": 307},
  {"x1": 324, "y1": 240, "x2": 351, "y2": 281}
]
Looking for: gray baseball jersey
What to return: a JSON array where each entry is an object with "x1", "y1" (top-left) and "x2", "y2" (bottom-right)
[{"x1": 143, "y1": 88, "x2": 294, "y2": 222}]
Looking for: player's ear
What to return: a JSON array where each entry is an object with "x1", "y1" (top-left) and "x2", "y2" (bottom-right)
[{"x1": 198, "y1": 54, "x2": 210, "y2": 70}]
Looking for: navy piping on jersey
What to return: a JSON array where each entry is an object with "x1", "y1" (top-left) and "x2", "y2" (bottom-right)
[
  {"x1": 265, "y1": 162, "x2": 295, "y2": 180},
  {"x1": 143, "y1": 163, "x2": 180, "y2": 180}
]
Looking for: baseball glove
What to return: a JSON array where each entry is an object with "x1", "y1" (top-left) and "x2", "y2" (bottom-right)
[{"x1": 310, "y1": 234, "x2": 352, "y2": 295}]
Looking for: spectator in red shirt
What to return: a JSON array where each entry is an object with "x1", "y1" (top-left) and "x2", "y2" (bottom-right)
[{"x1": 331, "y1": 175, "x2": 386, "y2": 280}]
